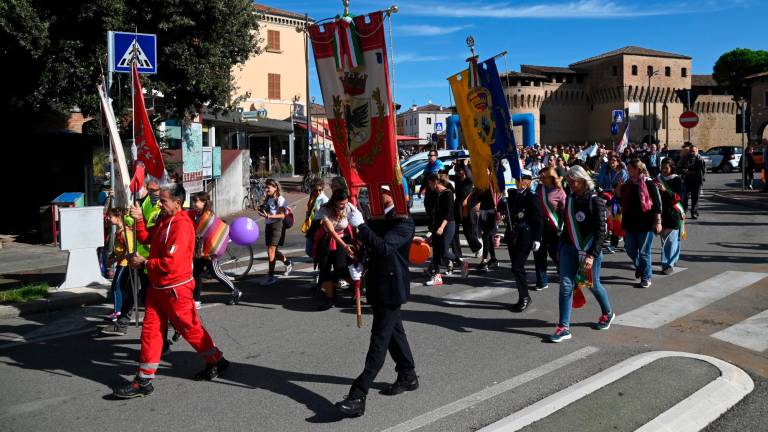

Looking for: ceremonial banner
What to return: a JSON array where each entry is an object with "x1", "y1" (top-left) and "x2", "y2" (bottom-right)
[
  {"x1": 616, "y1": 123, "x2": 630, "y2": 154},
  {"x1": 97, "y1": 84, "x2": 131, "y2": 208},
  {"x1": 476, "y1": 58, "x2": 522, "y2": 185},
  {"x1": 132, "y1": 64, "x2": 165, "y2": 179},
  {"x1": 309, "y1": 11, "x2": 406, "y2": 216},
  {"x1": 448, "y1": 59, "x2": 496, "y2": 192}
]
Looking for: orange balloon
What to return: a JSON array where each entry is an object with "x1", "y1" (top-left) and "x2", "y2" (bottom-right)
[{"x1": 409, "y1": 237, "x2": 431, "y2": 265}]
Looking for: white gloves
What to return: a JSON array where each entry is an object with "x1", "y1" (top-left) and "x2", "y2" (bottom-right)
[
  {"x1": 532, "y1": 241, "x2": 541, "y2": 252},
  {"x1": 348, "y1": 263, "x2": 364, "y2": 281}
]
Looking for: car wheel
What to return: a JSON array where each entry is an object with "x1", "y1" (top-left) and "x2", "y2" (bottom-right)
[{"x1": 722, "y1": 163, "x2": 733, "y2": 173}]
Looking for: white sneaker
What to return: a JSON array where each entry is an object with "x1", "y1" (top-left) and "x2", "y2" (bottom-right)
[
  {"x1": 195, "y1": 301, "x2": 202, "y2": 310},
  {"x1": 260, "y1": 275, "x2": 278, "y2": 286},
  {"x1": 425, "y1": 274, "x2": 443, "y2": 286},
  {"x1": 338, "y1": 279, "x2": 349, "y2": 289},
  {"x1": 284, "y1": 260, "x2": 293, "y2": 276}
]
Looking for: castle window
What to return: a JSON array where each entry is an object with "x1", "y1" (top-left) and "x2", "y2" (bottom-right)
[
  {"x1": 681, "y1": 67, "x2": 688, "y2": 77},
  {"x1": 268, "y1": 73, "x2": 281, "y2": 99},
  {"x1": 612, "y1": 66, "x2": 618, "y2": 76},
  {"x1": 426, "y1": 117, "x2": 432, "y2": 125},
  {"x1": 632, "y1": 65, "x2": 638, "y2": 76},
  {"x1": 647, "y1": 65, "x2": 654, "y2": 76},
  {"x1": 665, "y1": 66, "x2": 671, "y2": 77}
]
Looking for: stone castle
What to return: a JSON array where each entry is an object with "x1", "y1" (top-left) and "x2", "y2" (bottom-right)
[{"x1": 502, "y1": 46, "x2": 742, "y2": 150}]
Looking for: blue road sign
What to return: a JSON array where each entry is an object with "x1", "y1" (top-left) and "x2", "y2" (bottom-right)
[
  {"x1": 612, "y1": 109, "x2": 625, "y2": 123},
  {"x1": 611, "y1": 122, "x2": 620, "y2": 135},
  {"x1": 435, "y1": 122, "x2": 443, "y2": 132},
  {"x1": 110, "y1": 31, "x2": 157, "y2": 74}
]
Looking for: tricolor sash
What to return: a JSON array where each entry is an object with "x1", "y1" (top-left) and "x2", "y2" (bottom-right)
[
  {"x1": 565, "y1": 195, "x2": 594, "y2": 253},
  {"x1": 656, "y1": 175, "x2": 686, "y2": 240},
  {"x1": 538, "y1": 186, "x2": 562, "y2": 233},
  {"x1": 196, "y1": 211, "x2": 230, "y2": 258}
]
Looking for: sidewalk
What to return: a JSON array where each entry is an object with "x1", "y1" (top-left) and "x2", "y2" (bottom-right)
[{"x1": 710, "y1": 190, "x2": 768, "y2": 211}]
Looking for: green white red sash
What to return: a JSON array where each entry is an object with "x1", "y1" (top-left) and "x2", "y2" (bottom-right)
[
  {"x1": 538, "y1": 186, "x2": 562, "y2": 233},
  {"x1": 656, "y1": 175, "x2": 686, "y2": 239},
  {"x1": 565, "y1": 195, "x2": 594, "y2": 253},
  {"x1": 332, "y1": 16, "x2": 363, "y2": 70}
]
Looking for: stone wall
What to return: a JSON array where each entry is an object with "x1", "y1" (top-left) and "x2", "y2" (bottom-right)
[{"x1": 750, "y1": 78, "x2": 768, "y2": 142}]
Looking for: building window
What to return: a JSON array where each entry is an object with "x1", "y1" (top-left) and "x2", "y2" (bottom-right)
[
  {"x1": 632, "y1": 65, "x2": 638, "y2": 76},
  {"x1": 681, "y1": 67, "x2": 688, "y2": 77},
  {"x1": 426, "y1": 117, "x2": 432, "y2": 125},
  {"x1": 268, "y1": 73, "x2": 281, "y2": 99},
  {"x1": 612, "y1": 66, "x2": 618, "y2": 76},
  {"x1": 267, "y1": 30, "x2": 281, "y2": 51},
  {"x1": 665, "y1": 66, "x2": 671, "y2": 77},
  {"x1": 647, "y1": 65, "x2": 654, "y2": 76}
]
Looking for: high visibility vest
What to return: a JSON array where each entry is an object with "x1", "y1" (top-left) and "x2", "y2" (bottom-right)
[{"x1": 124, "y1": 196, "x2": 161, "y2": 258}]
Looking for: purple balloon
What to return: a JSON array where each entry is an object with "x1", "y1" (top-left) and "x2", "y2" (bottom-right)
[{"x1": 229, "y1": 217, "x2": 260, "y2": 245}]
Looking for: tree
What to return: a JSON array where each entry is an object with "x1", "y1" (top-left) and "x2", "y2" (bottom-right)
[
  {"x1": 0, "y1": 0, "x2": 262, "y2": 123},
  {"x1": 713, "y1": 48, "x2": 768, "y2": 100}
]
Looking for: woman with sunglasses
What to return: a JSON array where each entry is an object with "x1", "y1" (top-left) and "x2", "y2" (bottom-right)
[
  {"x1": 314, "y1": 189, "x2": 364, "y2": 310},
  {"x1": 550, "y1": 166, "x2": 615, "y2": 343},
  {"x1": 258, "y1": 179, "x2": 293, "y2": 287}
]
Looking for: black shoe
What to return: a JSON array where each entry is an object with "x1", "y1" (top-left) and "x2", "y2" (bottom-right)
[
  {"x1": 171, "y1": 331, "x2": 182, "y2": 342},
  {"x1": 488, "y1": 258, "x2": 499, "y2": 269},
  {"x1": 477, "y1": 262, "x2": 489, "y2": 273},
  {"x1": 382, "y1": 375, "x2": 419, "y2": 396},
  {"x1": 634, "y1": 268, "x2": 642, "y2": 279},
  {"x1": 691, "y1": 214, "x2": 699, "y2": 220},
  {"x1": 227, "y1": 289, "x2": 242, "y2": 305},
  {"x1": 335, "y1": 394, "x2": 366, "y2": 417},
  {"x1": 194, "y1": 357, "x2": 230, "y2": 381},
  {"x1": 113, "y1": 377, "x2": 154, "y2": 398},
  {"x1": 509, "y1": 296, "x2": 532, "y2": 312},
  {"x1": 101, "y1": 323, "x2": 127, "y2": 336},
  {"x1": 317, "y1": 296, "x2": 335, "y2": 311}
]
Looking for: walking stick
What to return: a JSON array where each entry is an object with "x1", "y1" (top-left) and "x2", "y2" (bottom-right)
[{"x1": 349, "y1": 262, "x2": 364, "y2": 328}]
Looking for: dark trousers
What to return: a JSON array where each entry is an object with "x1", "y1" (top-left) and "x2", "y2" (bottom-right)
[
  {"x1": 432, "y1": 221, "x2": 457, "y2": 274},
  {"x1": 683, "y1": 180, "x2": 701, "y2": 215},
  {"x1": 462, "y1": 215, "x2": 482, "y2": 253},
  {"x1": 193, "y1": 257, "x2": 236, "y2": 301},
  {"x1": 534, "y1": 228, "x2": 560, "y2": 288},
  {"x1": 507, "y1": 227, "x2": 533, "y2": 298},
  {"x1": 451, "y1": 222, "x2": 463, "y2": 260},
  {"x1": 317, "y1": 248, "x2": 349, "y2": 284},
  {"x1": 120, "y1": 270, "x2": 149, "y2": 319},
  {"x1": 480, "y1": 215, "x2": 497, "y2": 261},
  {"x1": 350, "y1": 304, "x2": 415, "y2": 398}
]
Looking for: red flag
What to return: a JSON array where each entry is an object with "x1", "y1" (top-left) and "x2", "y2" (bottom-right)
[
  {"x1": 132, "y1": 63, "x2": 165, "y2": 179},
  {"x1": 130, "y1": 161, "x2": 146, "y2": 194}
]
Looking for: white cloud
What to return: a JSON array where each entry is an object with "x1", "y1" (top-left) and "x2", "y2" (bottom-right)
[
  {"x1": 397, "y1": 24, "x2": 473, "y2": 36},
  {"x1": 393, "y1": 53, "x2": 450, "y2": 65},
  {"x1": 401, "y1": 0, "x2": 717, "y2": 19}
]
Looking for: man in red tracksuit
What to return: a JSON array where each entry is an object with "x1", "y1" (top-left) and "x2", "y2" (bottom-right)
[{"x1": 114, "y1": 183, "x2": 229, "y2": 398}]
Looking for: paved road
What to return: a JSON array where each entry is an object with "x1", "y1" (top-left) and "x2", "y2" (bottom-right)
[{"x1": 0, "y1": 175, "x2": 766, "y2": 431}]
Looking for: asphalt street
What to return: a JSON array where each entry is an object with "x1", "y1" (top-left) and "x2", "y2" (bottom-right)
[{"x1": 0, "y1": 172, "x2": 766, "y2": 432}]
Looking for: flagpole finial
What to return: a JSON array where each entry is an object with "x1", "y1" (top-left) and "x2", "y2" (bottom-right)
[
  {"x1": 466, "y1": 36, "x2": 476, "y2": 58},
  {"x1": 343, "y1": 0, "x2": 350, "y2": 15}
]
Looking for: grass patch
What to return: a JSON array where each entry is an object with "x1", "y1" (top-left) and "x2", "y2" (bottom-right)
[{"x1": 0, "y1": 283, "x2": 50, "y2": 304}]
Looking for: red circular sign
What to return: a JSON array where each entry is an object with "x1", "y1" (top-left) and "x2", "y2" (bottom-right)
[{"x1": 679, "y1": 111, "x2": 699, "y2": 128}]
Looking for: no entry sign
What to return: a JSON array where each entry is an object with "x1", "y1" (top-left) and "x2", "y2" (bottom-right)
[{"x1": 679, "y1": 111, "x2": 699, "y2": 129}]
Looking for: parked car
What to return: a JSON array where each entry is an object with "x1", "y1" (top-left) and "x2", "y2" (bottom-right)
[
  {"x1": 399, "y1": 149, "x2": 469, "y2": 171},
  {"x1": 701, "y1": 146, "x2": 742, "y2": 173},
  {"x1": 659, "y1": 149, "x2": 683, "y2": 165}
]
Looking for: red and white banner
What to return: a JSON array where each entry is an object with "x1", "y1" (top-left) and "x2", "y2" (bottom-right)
[
  {"x1": 97, "y1": 84, "x2": 131, "y2": 208},
  {"x1": 309, "y1": 11, "x2": 406, "y2": 216},
  {"x1": 132, "y1": 63, "x2": 165, "y2": 180}
]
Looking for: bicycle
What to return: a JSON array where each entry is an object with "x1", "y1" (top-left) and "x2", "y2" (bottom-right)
[
  {"x1": 243, "y1": 177, "x2": 267, "y2": 210},
  {"x1": 301, "y1": 167, "x2": 328, "y2": 193},
  {"x1": 218, "y1": 242, "x2": 254, "y2": 281}
]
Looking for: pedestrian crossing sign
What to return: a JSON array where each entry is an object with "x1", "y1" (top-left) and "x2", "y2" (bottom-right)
[{"x1": 109, "y1": 31, "x2": 157, "y2": 74}]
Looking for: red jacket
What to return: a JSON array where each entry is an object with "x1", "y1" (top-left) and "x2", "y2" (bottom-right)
[{"x1": 135, "y1": 210, "x2": 195, "y2": 289}]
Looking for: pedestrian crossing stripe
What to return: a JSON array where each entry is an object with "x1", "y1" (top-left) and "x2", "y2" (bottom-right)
[{"x1": 117, "y1": 39, "x2": 153, "y2": 69}]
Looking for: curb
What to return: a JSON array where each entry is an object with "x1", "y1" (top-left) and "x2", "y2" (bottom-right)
[
  {"x1": 709, "y1": 193, "x2": 768, "y2": 211},
  {"x1": 478, "y1": 351, "x2": 754, "y2": 432},
  {"x1": 0, "y1": 286, "x2": 108, "y2": 319}
]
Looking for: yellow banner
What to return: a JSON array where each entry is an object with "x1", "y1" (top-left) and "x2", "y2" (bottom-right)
[{"x1": 448, "y1": 70, "x2": 496, "y2": 192}]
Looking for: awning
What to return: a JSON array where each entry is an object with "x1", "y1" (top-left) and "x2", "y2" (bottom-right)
[
  {"x1": 295, "y1": 122, "x2": 333, "y2": 141},
  {"x1": 243, "y1": 117, "x2": 294, "y2": 133}
]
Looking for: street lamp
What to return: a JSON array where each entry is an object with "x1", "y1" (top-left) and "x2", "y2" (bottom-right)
[{"x1": 647, "y1": 68, "x2": 660, "y2": 146}]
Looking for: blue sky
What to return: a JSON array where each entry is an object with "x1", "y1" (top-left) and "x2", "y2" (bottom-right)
[{"x1": 264, "y1": 0, "x2": 766, "y2": 110}]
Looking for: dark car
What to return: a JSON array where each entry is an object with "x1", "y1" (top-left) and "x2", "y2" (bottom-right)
[{"x1": 659, "y1": 149, "x2": 683, "y2": 165}]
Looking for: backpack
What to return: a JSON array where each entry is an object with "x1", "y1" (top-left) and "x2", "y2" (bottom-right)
[{"x1": 283, "y1": 206, "x2": 295, "y2": 229}]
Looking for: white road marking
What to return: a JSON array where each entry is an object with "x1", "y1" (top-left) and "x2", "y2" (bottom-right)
[
  {"x1": 711, "y1": 309, "x2": 768, "y2": 352},
  {"x1": 381, "y1": 346, "x2": 599, "y2": 432},
  {"x1": 615, "y1": 271, "x2": 767, "y2": 329},
  {"x1": 479, "y1": 351, "x2": 754, "y2": 432}
]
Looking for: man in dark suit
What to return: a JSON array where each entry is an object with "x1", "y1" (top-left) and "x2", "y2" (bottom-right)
[
  {"x1": 501, "y1": 170, "x2": 543, "y2": 312},
  {"x1": 678, "y1": 145, "x2": 706, "y2": 219},
  {"x1": 335, "y1": 188, "x2": 418, "y2": 418}
]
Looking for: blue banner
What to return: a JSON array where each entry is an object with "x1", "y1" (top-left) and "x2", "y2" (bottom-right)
[{"x1": 476, "y1": 58, "x2": 522, "y2": 184}]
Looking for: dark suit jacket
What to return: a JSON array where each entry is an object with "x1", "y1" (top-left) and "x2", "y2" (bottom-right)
[
  {"x1": 357, "y1": 213, "x2": 415, "y2": 306},
  {"x1": 501, "y1": 187, "x2": 543, "y2": 244}
]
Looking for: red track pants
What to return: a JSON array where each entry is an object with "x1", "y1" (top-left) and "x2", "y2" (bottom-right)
[{"x1": 138, "y1": 281, "x2": 222, "y2": 379}]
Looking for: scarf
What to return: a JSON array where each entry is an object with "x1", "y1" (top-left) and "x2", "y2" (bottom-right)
[{"x1": 630, "y1": 174, "x2": 652, "y2": 212}]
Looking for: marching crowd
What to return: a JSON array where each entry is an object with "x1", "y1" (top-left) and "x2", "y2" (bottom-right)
[{"x1": 99, "y1": 140, "x2": 707, "y2": 417}]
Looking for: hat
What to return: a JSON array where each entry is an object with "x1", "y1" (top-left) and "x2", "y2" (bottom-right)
[{"x1": 520, "y1": 169, "x2": 533, "y2": 180}]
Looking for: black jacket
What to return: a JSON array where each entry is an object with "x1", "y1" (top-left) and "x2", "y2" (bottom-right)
[
  {"x1": 500, "y1": 187, "x2": 543, "y2": 244},
  {"x1": 620, "y1": 179, "x2": 662, "y2": 233},
  {"x1": 562, "y1": 192, "x2": 607, "y2": 258},
  {"x1": 658, "y1": 175, "x2": 683, "y2": 229},
  {"x1": 679, "y1": 154, "x2": 706, "y2": 184},
  {"x1": 358, "y1": 213, "x2": 415, "y2": 306}
]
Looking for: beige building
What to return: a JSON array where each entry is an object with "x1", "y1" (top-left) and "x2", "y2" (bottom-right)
[{"x1": 504, "y1": 46, "x2": 743, "y2": 150}]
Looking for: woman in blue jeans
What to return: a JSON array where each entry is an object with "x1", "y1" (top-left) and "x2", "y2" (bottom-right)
[
  {"x1": 618, "y1": 159, "x2": 662, "y2": 288},
  {"x1": 551, "y1": 166, "x2": 615, "y2": 343}
]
